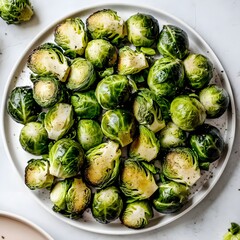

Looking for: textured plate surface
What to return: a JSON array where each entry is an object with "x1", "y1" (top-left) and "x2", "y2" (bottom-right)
[{"x1": 1, "y1": 3, "x2": 236, "y2": 235}]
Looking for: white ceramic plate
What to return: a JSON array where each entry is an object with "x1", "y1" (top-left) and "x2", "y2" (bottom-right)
[
  {"x1": 1, "y1": 3, "x2": 236, "y2": 235},
  {"x1": 0, "y1": 211, "x2": 53, "y2": 240}
]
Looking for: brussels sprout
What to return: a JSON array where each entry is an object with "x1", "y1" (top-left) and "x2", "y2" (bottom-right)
[
  {"x1": 147, "y1": 57, "x2": 185, "y2": 98},
  {"x1": 129, "y1": 125, "x2": 160, "y2": 162},
  {"x1": 66, "y1": 58, "x2": 96, "y2": 91},
  {"x1": 101, "y1": 109, "x2": 136, "y2": 147},
  {"x1": 19, "y1": 122, "x2": 49, "y2": 155},
  {"x1": 151, "y1": 181, "x2": 189, "y2": 213},
  {"x1": 120, "y1": 200, "x2": 153, "y2": 229},
  {"x1": 133, "y1": 88, "x2": 166, "y2": 133},
  {"x1": 95, "y1": 74, "x2": 131, "y2": 110},
  {"x1": 54, "y1": 17, "x2": 88, "y2": 58},
  {"x1": 84, "y1": 141, "x2": 121, "y2": 188},
  {"x1": 162, "y1": 147, "x2": 200, "y2": 186},
  {"x1": 49, "y1": 138, "x2": 84, "y2": 179},
  {"x1": 50, "y1": 178, "x2": 91, "y2": 218},
  {"x1": 119, "y1": 159, "x2": 158, "y2": 202},
  {"x1": 71, "y1": 90, "x2": 101, "y2": 119},
  {"x1": 91, "y1": 186, "x2": 123, "y2": 224},
  {"x1": 77, "y1": 119, "x2": 103, "y2": 151},
  {"x1": 27, "y1": 43, "x2": 70, "y2": 82},
  {"x1": 25, "y1": 158, "x2": 54, "y2": 190},
  {"x1": 126, "y1": 13, "x2": 159, "y2": 47},
  {"x1": 157, "y1": 25, "x2": 189, "y2": 59},
  {"x1": 7, "y1": 86, "x2": 41, "y2": 124},
  {"x1": 170, "y1": 95, "x2": 206, "y2": 131},
  {"x1": 0, "y1": 0, "x2": 34, "y2": 24},
  {"x1": 85, "y1": 39, "x2": 117, "y2": 69},
  {"x1": 44, "y1": 103, "x2": 74, "y2": 141},
  {"x1": 139, "y1": 47, "x2": 156, "y2": 56},
  {"x1": 223, "y1": 222, "x2": 240, "y2": 240},
  {"x1": 117, "y1": 46, "x2": 149, "y2": 75},
  {"x1": 86, "y1": 9, "x2": 127, "y2": 45},
  {"x1": 158, "y1": 122, "x2": 187, "y2": 149},
  {"x1": 183, "y1": 53, "x2": 213, "y2": 89},
  {"x1": 199, "y1": 84, "x2": 230, "y2": 118}
]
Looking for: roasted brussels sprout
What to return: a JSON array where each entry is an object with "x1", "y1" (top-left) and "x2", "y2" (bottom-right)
[
  {"x1": 223, "y1": 222, "x2": 240, "y2": 240},
  {"x1": 71, "y1": 90, "x2": 101, "y2": 119},
  {"x1": 147, "y1": 57, "x2": 185, "y2": 98},
  {"x1": 157, "y1": 25, "x2": 189, "y2": 59},
  {"x1": 120, "y1": 159, "x2": 158, "y2": 202},
  {"x1": 120, "y1": 200, "x2": 153, "y2": 229},
  {"x1": 54, "y1": 17, "x2": 88, "y2": 58},
  {"x1": 86, "y1": 9, "x2": 127, "y2": 45},
  {"x1": 84, "y1": 141, "x2": 121, "y2": 188},
  {"x1": 170, "y1": 95, "x2": 206, "y2": 131},
  {"x1": 7, "y1": 86, "x2": 41, "y2": 124},
  {"x1": 126, "y1": 13, "x2": 159, "y2": 47},
  {"x1": 25, "y1": 158, "x2": 54, "y2": 190},
  {"x1": 77, "y1": 119, "x2": 103, "y2": 151},
  {"x1": 19, "y1": 122, "x2": 49, "y2": 155},
  {"x1": 133, "y1": 88, "x2": 166, "y2": 133},
  {"x1": 91, "y1": 186, "x2": 123, "y2": 224},
  {"x1": 129, "y1": 125, "x2": 160, "y2": 162},
  {"x1": 44, "y1": 103, "x2": 74, "y2": 141},
  {"x1": 101, "y1": 109, "x2": 136, "y2": 147},
  {"x1": 199, "y1": 84, "x2": 230, "y2": 118},
  {"x1": 85, "y1": 39, "x2": 117, "y2": 69},
  {"x1": 152, "y1": 181, "x2": 189, "y2": 214},
  {"x1": 50, "y1": 177, "x2": 91, "y2": 218},
  {"x1": 49, "y1": 138, "x2": 84, "y2": 179},
  {"x1": 66, "y1": 58, "x2": 96, "y2": 91},
  {"x1": 95, "y1": 74, "x2": 131, "y2": 110},
  {"x1": 0, "y1": 0, "x2": 34, "y2": 24},
  {"x1": 162, "y1": 147, "x2": 200, "y2": 186},
  {"x1": 27, "y1": 43, "x2": 70, "y2": 82},
  {"x1": 183, "y1": 53, "x2": 213, "y2": 89}
]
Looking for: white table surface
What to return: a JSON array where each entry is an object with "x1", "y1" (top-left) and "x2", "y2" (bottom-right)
[{"x1": 0, "y1": 0, "x2": 240, "y2": 239}]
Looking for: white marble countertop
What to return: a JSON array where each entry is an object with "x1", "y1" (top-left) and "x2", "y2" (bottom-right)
[{"x1": 0, "y1": 0, "x2": 240, "y2": 239}]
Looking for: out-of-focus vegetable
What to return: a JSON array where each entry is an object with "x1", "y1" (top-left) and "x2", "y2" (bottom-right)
[
  {"x1": 223, "y1": 222, "x2": 240, "y2": 240},
  {"x1": 199, "y1": 84, "x2": 230, "y2": 118},
  {"x1": 91, "y1": 186, "x2": 123, "y2": 224},
  {"x1": 157, "y1": 25, "x2": 189, "y2": 59},
  {"x1": 84, "y1": 141, "x2": 121, "y2": 188}
]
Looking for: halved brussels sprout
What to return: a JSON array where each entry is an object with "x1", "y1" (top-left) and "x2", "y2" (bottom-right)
[
  {"x1": 129, "y1": 125, "x2": 160, "y2": 162},
  {"x1": 95, "y1": 74, "x2": 131, "y2": 110},
  {"x1": 54, "y1": 17, "x2": 88, "y2": 58},
  {"x1": 183, "y1": 53, "x2": 213, "y2": 89},
  {"x1": 49, "y1": 138, "x2": 84, "y2": 179},
  {"x1": 27, "y1": 43, "x2": 70, "y2": 82},
  {"x1": 101, "y1": 109, "x2": 136, "y2": 147},
  {"x1": 126, "y1": 13, "x2": 159, "y2": 47},
  {"x1": 19, "y1": 122, "x2": 49, "y2": 155},
  {"x1": 170, "y1": 95, "x2": 206, "y2": 131},
  {"x1": 85, "y1": 39, "x2": 117, "y2": 69},
  {"x1": 120, "y1": 159, "x2": 158, "y2": 202},
  {"x1": 86, "y1": 9, "x2": 127, "y2": 45},
  {"x1": 157, "y1": 25, "x2": 189, "y2": 59},
  {"x1": 223, "y1": 222, "x2": 240, "y2": 240},
  {"x1": 162, "y1": 147, "x2": 200, "y2": 186},
  {"x1": 151, "y1": 181, "x2": 190, "y2": 213},
  {"x1": 199, "y1": 84, "x2": 230, "y2": 118},
  {"x1": 66, "y1": 58, "x2": 96, "y2": 91},
  {"x1": 7, "y1": 86, "x2": 41, "y2": 124},
  {"x1": 117, "y1": 46, "x2": 149, "y2": 75},
  {"x1": 91, "y1": 186, "x2": 123, "y2": 224},
  {"x1": 71, "y1": 90, "x2": 101, "y2": 119},
  {"x1": 147, "y1": 57, "x2": 185, "y2": 98},
  {"x1": 25, "y1": 158, "x2": 54, "y2": 190},
  {"x1": 120, "y1": 200, "x2": 153, "y2": 229},
  {"x1": 84, "y1": 141, "x2": 121, "y2": 188},
  {"x1": 44, "y1": 103, "x2": 74, "y2": 141}
]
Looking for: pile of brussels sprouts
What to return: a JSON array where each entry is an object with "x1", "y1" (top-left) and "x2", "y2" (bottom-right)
[{"x1": 7, "y1": 9, "x2": 230, "y2": 229}]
